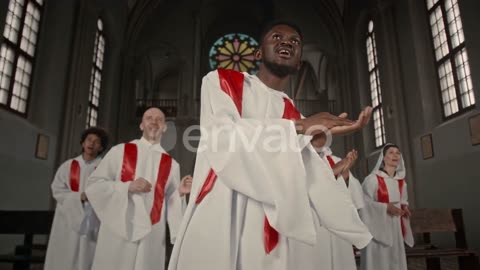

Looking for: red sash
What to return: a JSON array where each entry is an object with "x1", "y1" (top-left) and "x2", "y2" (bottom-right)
[
  {"x1": 195, "y1": 169, "x2": 217, "y2": 204},
  {"x1": 121, "y1": 143, "x2": 172, "y2": 225},
  {"x1": 282, "y1": 97, "x2": 301, "y2": 120},
  {"x1": 195, "y1": 70, "x2": 301, "y2": 254},
  {"x1": 195, "y1": 69, "x2": 244, "y2": 205},
  {"x1": 262, "y1": 97, "x2": 301, "y2": 254},
  {"x1": 218, "y1": 68, "x2": 244, "y2": 115},
  {"x1": 326, "y1": 155, "x2": 336, "y2": 169},
  {"x1": 70, "y1": 160, "x2": 80, "y2": 192},
  {"x1": 150, "y1": 154, "x2": 172, "y2": 225},
  {"x1": 376, "y1": 175, "x2": 406, "y2": 237},
  {"x1": 121, "y1": 143, "x2": 137, "y2": 182}
]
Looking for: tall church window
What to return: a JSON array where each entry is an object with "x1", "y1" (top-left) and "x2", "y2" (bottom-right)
[
  {"x1": 426, "y1": 0, "x2": 475, "y2": 117},
  {"x1": 209, "y1": 33, "x2": 260, "y2": 74},
  {"x1": 86, "y1": 18, "x2": 105, "y2": 128},
  {"x1": 366, "y1": 20, "x2": 386, "y2": 148},
  {"x1": 0, "y1": 0, "x2": 44, "y2": 115}
]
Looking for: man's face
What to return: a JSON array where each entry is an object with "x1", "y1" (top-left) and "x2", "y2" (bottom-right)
[
  {"x1": 140, "y1": 108, "x2": 166, "y2": 142},
  {"x1": 258, "y1": 24, "x2": 303, "y2": 77},
  {"x1": 82, "y1": 134, "x2": 103, "y2": 157}
]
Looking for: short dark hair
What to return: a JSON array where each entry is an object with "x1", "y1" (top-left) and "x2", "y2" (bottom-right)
[
  {"x1": 258, "y1": 20, "x2": 303, "y2": 44},
  {"x1": 80, "y1": 127, "x2": 109, "y2": 154},
  {"x1": 383, "y1": 143, "x2": 400, "y2": 156}
]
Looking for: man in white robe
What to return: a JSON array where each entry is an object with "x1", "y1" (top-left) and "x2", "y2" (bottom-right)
[
  {"x1": 360, "y1": 143, "x2": 414, "y2": 270},
  {"x1": 169, "y1": 21, "x2": 373, "y2": 270},
  {"x1": 45, "y1": 127, "x2": 109, "y2": 270},
  {"x1": 86, "y1": 107, "x2": 192, "y2": 270},
  {"x1": 320, "y1": 147, "x2": 365, "y2": 270}
]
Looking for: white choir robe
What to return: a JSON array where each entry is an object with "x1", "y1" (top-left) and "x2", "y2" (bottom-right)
[
  {"x1": 168, "y1": 69, "x2": 372, "y2": 270},
  {"x1": 318, "y1": 149, "x2": 366, "y2": 270},
  {"x1": 85, "y1": 138, "x2": 186, "y2": 270},
  {"x1": 360, "y1": 146, "x2": 414, "y2": 270},
  {"x1": 319, "y1": 148, "x2": 365, "y2": 212},
  {"x1": 45, "y1": 155, "x2": 101, "y2": 270}
]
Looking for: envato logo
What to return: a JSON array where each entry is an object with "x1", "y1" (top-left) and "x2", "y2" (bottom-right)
[{"x1": 162, "y1": 121, "x2": 333, "y2": 153}]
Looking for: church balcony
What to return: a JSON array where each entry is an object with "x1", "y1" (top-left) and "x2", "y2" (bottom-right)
[
  {"x1": 192, "y1": 99, "x2": 335, "y2": 118},
  {"x1": 135, "y1": 99, "x2": 178, "y2": 118}
]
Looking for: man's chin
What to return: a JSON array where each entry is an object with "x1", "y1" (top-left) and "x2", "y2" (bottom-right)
[
  {"x1": 264, "y1": 60, "x2": 298, "y2": 78},
  {"x1": 145, "y1": 132, "x2": 162, "y2": 141}
]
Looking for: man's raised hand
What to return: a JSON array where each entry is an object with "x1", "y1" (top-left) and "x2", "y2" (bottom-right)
[{"x1": 330, "y1": 107, "x2": 372, "y2": 136}]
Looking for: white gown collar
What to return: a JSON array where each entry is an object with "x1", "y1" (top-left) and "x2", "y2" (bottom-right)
[{"x1": 138, "y1": 137, "x2": 166, "y2": 153}]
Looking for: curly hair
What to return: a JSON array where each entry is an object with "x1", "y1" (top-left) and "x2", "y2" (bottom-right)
[{"x1": 80, "y1": 127, "x2": 109, "y2": 154}]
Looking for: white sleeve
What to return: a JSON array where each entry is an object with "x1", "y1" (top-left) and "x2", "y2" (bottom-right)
[
  {"x1": 328, "y1": 154, "x2": 365, "y2": 210},
  {"x1": 51, "y1": 160, "x2": 85, "y2": 233},
  {"x1": 348, "y1": 175, "x2": 365, "y2": 210},
  {"x1": 165, "y1": 161, "x2": 186, "y2": 244},
  {"x1": 401, "y1": 181, "x2": 409, "y2": 206},
  {"x1": 359, "y1": 174, "x2": 393, "y2": 246},
  {"x1": 198, "y1": 71, "x2": 316, "y2": 244},
  {"x1": 302, "y1": 147, "x2": 372, "y2": 249},
  {"x1": 401, "y1": 181, "x2": 414, "y2": 247},
  {"x1": 85, "y1": 145, "x2": 151, "y2": 242}
]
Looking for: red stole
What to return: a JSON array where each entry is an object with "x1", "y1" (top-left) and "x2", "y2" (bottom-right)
[
  {"x1": 265, "y1": 98, "x2": 301, "y2": 254},
  {"x1": 120, "y1": 143, "x2": 173, "y2": 225},
  {"x1": 70, "y1": 160, "x2": 80, "y2": 192},
  {"x1": 326, "y1": 155, "x2": 336, "y2": 168},
  {"x1": 376, "y1": 175, "x2": 406, "y2": 238},
  {"x1": 195, "y1": 69, "x2": 244, "y2": 205},
  {"x1": 195, "y1": 69, "x2": 302, "y2": 254}
]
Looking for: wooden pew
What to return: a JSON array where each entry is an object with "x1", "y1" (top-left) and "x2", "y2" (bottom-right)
[
  {"x1": 0, "y1": 210, "x2": 54, "y2": 270},
  {"x1": 407, "y1": 208, "x2": 480, "y2": 270}
]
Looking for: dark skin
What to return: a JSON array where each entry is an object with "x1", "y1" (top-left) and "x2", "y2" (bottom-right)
[{"x1": 255, "y1": 24, "x2": 372, "y2": 146}]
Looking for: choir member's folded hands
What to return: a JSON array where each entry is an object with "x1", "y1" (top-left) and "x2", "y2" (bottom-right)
[
  {"x1": 128, "y1": 178, "x2": 152, "y2": 193},
  {"x1": 179, "y1": 175, "x2": 193, "y2": 196},
  {"x1": 402, "y1": 206, "x2": 411, "y2": 218},
  {"x1": 387, "y1": 202, "x2": 404, "y2": 216}
]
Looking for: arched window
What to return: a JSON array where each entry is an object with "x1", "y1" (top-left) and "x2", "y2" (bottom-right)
[
  {"x1": 209, "y1": 33, "x2": 260, "y2": 74},
  {"x1": 0, "y1": 0, "x2": 44, "y2": 115},
  {"x1": 426, "y1": 0, "x2": 474, "y2": 118},
  {"x1": 86, "y1": 18, "x2": 105, "y2": 128},
  {"x1": 366, "y1": 20, "x2": 386, "y2": 148}
]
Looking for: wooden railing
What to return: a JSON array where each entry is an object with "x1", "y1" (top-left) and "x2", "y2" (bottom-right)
[
  {"x1": 135, "y1": 98, "x2": 335, "y2": 118},
  {"x1": 135, "y1": 99, "x2": 178, "y2": 117}
]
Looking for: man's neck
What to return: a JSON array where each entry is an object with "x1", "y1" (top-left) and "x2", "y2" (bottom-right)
[
  {"x1": 142, "y1": 136, "x2": 161, "y2": 145},
  {"x1": 82, "y1": 152, "x2": 96, "y2": 162},
  {"x1": 256, "y1": 68, "x2": 290, "y2": 91}
]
